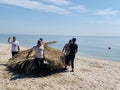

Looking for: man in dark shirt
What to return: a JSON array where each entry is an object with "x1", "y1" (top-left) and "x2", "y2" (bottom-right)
[{"x1": 68, "y1": 38, "x2": 78, "y2": 72}]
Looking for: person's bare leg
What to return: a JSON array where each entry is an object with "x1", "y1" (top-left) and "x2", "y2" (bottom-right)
[{"x1": 71, "y1": 59, "x2": 74, "y2": 72}]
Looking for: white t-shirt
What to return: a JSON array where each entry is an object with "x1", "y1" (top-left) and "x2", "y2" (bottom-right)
[
  {"x1": 32, "y1": 45, "x2": 44, "y2": 58},
  {"x1": 10, "y1": 41, "x2": 19, "y2": 52}
]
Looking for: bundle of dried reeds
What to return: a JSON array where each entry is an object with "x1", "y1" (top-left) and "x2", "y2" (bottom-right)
[{"x1": 7, "y1": 41, "x2": 65, "y2": 74}]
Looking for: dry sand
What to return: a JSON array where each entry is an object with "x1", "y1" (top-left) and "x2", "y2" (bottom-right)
[{"x1": 0, "y1": 43, "x2": 120, "y2": 90}]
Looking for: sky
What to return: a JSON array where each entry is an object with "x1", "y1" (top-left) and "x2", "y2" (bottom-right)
[{"x1": 0, "y1": 0, "x2": 120, "y2": 36}]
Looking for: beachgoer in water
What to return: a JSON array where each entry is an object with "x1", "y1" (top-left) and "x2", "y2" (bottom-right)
[
  {"x1": 8, "y1": 36, "x2": 20, "y2": 57},
  {"x1": 108, "y1": 47, "x2": 111, "y2": 50}
]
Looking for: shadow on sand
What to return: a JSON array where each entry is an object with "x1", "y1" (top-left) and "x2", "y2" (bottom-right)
[
  {"x1": 0, "y1": 63, "x2": 8, "y2": 66},
  {"x1": 7, "y1": 67, "x2": 66, "y2": 81}
]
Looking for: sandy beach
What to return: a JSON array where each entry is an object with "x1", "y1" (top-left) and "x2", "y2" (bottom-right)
[{"x1": 0, "y1": 43, "x2": 120, "y2": 90}]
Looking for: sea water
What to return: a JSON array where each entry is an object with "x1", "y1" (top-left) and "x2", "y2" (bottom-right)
[{"x1": 0, "y1": 34, "x2": 120, "y2": 61}]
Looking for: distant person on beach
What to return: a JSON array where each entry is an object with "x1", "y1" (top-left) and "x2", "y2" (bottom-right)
[
  {"x1": 62, "y1": 40, "x2": 72, "y2": 68},
  {"x1": 65, "y1": 38, "x2": 78, "y2": 72},
  {"x1": 8, "y1": 36, "x2": 20, "y2": 57},
  {"x1": 26, "y1": 40, "x2": 45, "y2": 73}
]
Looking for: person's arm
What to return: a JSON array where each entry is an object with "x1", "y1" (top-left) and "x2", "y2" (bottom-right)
[
  {"x1": 42, "y1": 45, "x2": 45, "y2": 59},
  {"x1": 43, "y1": 50, "x2": 45, "y2": 59},
  {"x1": 62, "y1": 44, "x2": 66, "y2": 52},
  {"x1": 26, "y1": 49, "x2": 33, "y2": 59},
  {"x1": 8, "y1": 37, "x2": 11, "y2": 43},
  {"x1": 75, "y1": 45, "x2": 78, "y2": 53},
  {"x1": 62, "y1": 46, "x2": 65, "y2": 52},
  {"x1": 75, "y1": 48, "x2": 78, "y2": 53},
  {"x1": 17, "y1": 41, "x2": 20, "y2": 52},
  {"x1": 18, "y1": 46, "x2": 20, "y2": 52}
]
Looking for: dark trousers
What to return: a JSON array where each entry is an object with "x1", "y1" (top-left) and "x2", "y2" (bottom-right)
[
  {"x1": 12, "y1": 51, "x2": 19, "y2": 56},
  {"x1": 34, "y1": 57, "x2": 44, "y2": 74},
  {"x1": 68, "y1": 54, "x2": 75, "y2": 69},
  {"x1": 35, "y1": 57, "x2": 44, "y2": 65}
]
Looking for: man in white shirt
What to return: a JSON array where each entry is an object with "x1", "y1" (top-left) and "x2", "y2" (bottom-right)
[
  {"x1": 8, "y1": 36, "x2": 20, "y2": 57},
  {"x1": 26, "y1": 40, "x2": 45, "y2": 65},
  {"x1": 26, "y1": 40, "x2": 45, "y2": 74}
]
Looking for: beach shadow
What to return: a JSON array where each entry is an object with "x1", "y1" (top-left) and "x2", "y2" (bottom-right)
[
  {"x1": 8, "y1": 68, "x2": 66, "y2": 81},
  {"x1": 7, "y1": 59, "x2": 66, "y2": 80},
  {"x1": 0, "y1": 63, "x2": 8, "y2": 66}
]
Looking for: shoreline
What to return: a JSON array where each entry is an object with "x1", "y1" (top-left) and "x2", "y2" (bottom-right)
[
  {"x1": 0, "y1": 35, "x2": 120, "y2": 61},
  {"x1": 0, "y1": 43, "x2": 120, "y2": 90},
  {"x1": 1, "y1": 43, "x2": 119, "y2": 62},
  {"x1": 77, "y1": 55, "x2": 120, "y2": 63}
]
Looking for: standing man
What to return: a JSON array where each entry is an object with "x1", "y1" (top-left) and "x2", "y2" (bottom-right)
[
  {"x1": 26, "y1": 40, "x2": 45, "y2": 73},
  {"x1": 26, "y1": 40, "x2": 45, "y2": 64},
  {"x1": 8, "y1": 36, "x2": 20, "y2": 57},
  {"x1": 68, "y1": 38, "x2": 78, "y2": 72}
]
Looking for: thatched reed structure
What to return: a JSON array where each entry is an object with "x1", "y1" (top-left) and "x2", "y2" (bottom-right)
[{"x1": 7, "y1": 41, "x2": 65, "y2": 75}]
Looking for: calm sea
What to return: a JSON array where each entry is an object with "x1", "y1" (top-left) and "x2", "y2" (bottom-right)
[{"x1": 0, "y1": 34, "x2": 120, "y2": 61}]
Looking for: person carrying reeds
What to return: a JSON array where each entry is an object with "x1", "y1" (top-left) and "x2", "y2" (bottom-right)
[
  {"x1": 26, "y1": 40, "x2": 45, "y2": 73},
  {"x1": 62, "y1": 40, "x2": 72, "y2": 55},
  {"x1": 62, "y1": 40, "x2": 72, "y2": 70},
  {"x1": 68, "y1": 38, "x2": 78, "y2": 72},
  {"x1": 63, "y1": 38, "x2": 78, "y2": 72}
]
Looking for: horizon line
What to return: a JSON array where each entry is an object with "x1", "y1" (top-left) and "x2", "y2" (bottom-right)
[{"x1": 0, "y1": 33, "x2": 120, "y2": 37}]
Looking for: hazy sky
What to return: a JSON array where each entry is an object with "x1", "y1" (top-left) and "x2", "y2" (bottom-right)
[{"x1": 0, "y1": 0, "x2": 120, "y2": 36}]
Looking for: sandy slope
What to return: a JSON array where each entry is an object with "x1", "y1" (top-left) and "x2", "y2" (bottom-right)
[{"x1": 0, "y1": 44, "x2": 120, "y2": 90}]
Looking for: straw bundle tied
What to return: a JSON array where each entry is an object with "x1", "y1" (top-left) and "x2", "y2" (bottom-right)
[{"x1": 7, "y1": 41, "x2": 66, "y2": 74}]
